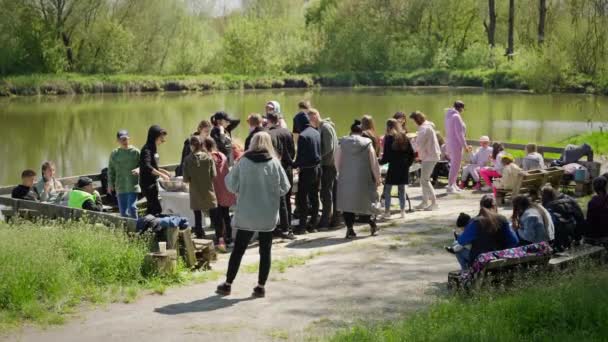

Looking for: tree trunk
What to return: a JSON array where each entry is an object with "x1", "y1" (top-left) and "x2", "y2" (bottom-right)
[
  {"x1": 485, "y1": 0, "x2": 496, "y2": 47},
  {"x1": 61, "y1": 32, "x2": 74, "y2": 69},
  {"x1": 507, "y1": 0, "x2": 515, "y2": 59},
  {"x1": 538, "y1": 0, "x2": 546, "y2": 45}
]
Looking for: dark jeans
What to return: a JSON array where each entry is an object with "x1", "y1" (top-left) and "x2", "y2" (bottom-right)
[
  {"x1": 226, "y1": 229, "x2": 273, "y2": 286},
  {"x1": 296, "y1": 166, "x2": 321, "y2": 228},
  {"x1": 278, "y1": 166, "x2": 293, "y2": 231},
  {"x1": 320, "y1": 165, "x2": 338, "y2": 224},
  {"x1": 343, "y1": 212, "x2": 373, "y2": 228},
  {"x1": 209, "y1": 206, "x2": 233, "y2": 242},
  {"x1": 143, "y1": 184, "x2": 162, "y2": 216}
]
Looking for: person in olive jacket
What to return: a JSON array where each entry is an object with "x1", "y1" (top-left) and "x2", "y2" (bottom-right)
[{"x1": 183, "y1": 135, "x2": 218, "y2": 239}]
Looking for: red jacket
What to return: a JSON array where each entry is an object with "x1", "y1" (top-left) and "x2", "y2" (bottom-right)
[{"x1": 211, "y1": 151, "x2": 236, "y2": 207}]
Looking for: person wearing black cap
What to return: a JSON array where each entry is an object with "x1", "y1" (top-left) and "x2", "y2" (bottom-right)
[
  {"x1": 140, "y1": 125, "x2": 170, "y2": 216},
  {"x1": 210, "y1": 111, "x2": 241, "y2": 166},
  {"x1": 108, "y1": 130, "x2": 140, "y2": 218},
  {"x1": 67, "y1": 177, "x2": 103, "y2": 211},
  {"x1": 293, "y1": 111, "x2": 321, "y2": 234}
]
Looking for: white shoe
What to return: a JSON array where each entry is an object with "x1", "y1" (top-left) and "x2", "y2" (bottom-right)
[
  {"x1": 424, "y1": 203, "x2": 439, "y2": 211},
  {"x1": 382, "y1": 211, "x2": 392, "y2": 220},
  {"x1": 446, "y1": 185, "x2": 456, "y2": 193},
  {"x1": 400, "y1": 209, "x2": 405, "y2": 218},
  {"x1": 415, "y1": 202, "x2": 429, "y2": 210}
]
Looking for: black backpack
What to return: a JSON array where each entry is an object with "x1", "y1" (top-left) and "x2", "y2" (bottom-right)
[{"x1": 550, "y1": 210, "x2": 576, "y2": 252}]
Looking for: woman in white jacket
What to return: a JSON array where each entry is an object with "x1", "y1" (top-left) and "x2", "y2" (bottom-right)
[
  {"x1": 410, "y1": 111, "x2": 441, "y2": 211},
  {"x1": 216, "y1": 132, "x2": 291, "y2": 298}
]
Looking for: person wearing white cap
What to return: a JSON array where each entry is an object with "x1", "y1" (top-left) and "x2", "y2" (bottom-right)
[{"x1": 460, "y1": 136, "x2": 493, "y2": 190}]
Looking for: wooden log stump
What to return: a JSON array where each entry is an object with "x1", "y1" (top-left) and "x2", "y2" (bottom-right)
[
  {"x1": 166, "y1": 226, "x2": 179, "y2": 250},
  {"x1": 193, "y1": 239, "x2": 217, "y2": 270},
  {"x1": 179, "y1": 228, "x2": 197, "y2": 268},
  {"x1": 144, "y1": 249, "x2": 178, "y2": 275}
]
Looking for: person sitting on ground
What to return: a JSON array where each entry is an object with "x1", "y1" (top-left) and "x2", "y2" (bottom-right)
[
  {"x1": 492, "y1": 155, "x2": 521, "y2": 197},
  {"x1": 12, "y1": 169, "x2": 40, "y2": 201},
  {"x1": 522, "y1": 143, "x2": 545, "y2": 171},
  {"x1": 479, "y1": 142, "x2": 506, "y2": 191},
  {"x1": 511, "y1": 195, "x2": 555, "y2": 245},
  {"x1": 68, "y1": 177, "x2": 103, "y2": 211},
  {"x1": 460, "y1": 136, "x2": 493, "y2": 190},
  {"x1": 34, "y1": 161, "x2": 66, "y2": 203},
  {"x1": 541, "y1": 184, "x2": 585, "y2": 250},
  {"x1": 584, "y1": 176, "x2": 608, "y2": 240},
  {"x1": 447, "y1": 194, "x2": 519, "y2": 271},
  {"x1": 108, "y1": 130, "x2": 140, "y2": 218},
  {"x1": 176, "y1": 120, "x2": 211, "y2": 176},
  {"x1": 216, "y1": 132, "x2": 291, "y2": 298}
]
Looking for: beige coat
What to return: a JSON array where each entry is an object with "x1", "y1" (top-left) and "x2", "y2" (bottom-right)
[{"x1": 183, "y1": 151, "x2": 217, "y2": 211}]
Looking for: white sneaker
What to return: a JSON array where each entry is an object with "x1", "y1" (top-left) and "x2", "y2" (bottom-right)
[
  {"x1": 424, "y1": 203, "x2": 439, "y2": 211},
  {"x1": 415, "y1": 202, "x2": 429, "y2": 210},
  {"x1": 382, "y1": 211, "x2": 392, "y2": 220},
  {"x1": 446, "y1": 185, "x2": 456, "y2": 193},
  {"x1": 400, "y1": 209, "x2": 406, "y2": 218}
]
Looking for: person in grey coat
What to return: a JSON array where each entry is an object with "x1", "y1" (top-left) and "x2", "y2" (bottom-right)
[
  {"x1": 336, "y1": 120, "x2": 382, "y2": 239},
  {"x1": 216, "y1": 132, "x2": 291, "y2": 298}
]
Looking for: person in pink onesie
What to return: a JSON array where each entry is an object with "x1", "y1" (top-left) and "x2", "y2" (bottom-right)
[{"x1": 444, "y1": 101, "x2": 467, "y2": 193}]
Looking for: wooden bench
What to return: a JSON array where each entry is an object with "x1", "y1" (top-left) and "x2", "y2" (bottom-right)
[
  {"x1": 448, "y1": 253, "x2": 551, "y2": 291},
  {"x1": 495, "y1": 167, "x2": 564, "y2": 205},
  {"x1": 549, "y1": 244, "x2": 607, "y2": 270}
]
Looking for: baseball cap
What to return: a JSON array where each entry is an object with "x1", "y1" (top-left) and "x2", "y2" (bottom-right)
[
  {"x1": 212, "y1": 111, "x2": 231, "y2": 122},
  {"x1": 77, "y1": 176, "x2": 93, "y2": 188},
  {"x1": 116, "y1": 130, "x2": 129, "y2": 139}
]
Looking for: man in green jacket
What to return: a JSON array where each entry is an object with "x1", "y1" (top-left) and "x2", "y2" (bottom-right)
[
  {"x1": 108, "y1": 130, "x2": 141, "y2": 218},
  {"x1": 68, "y1": 177, "x2": 103, "y2": 211}
]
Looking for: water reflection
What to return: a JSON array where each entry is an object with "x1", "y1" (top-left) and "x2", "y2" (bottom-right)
[{"x1": 0, "y1": 88, "x2": 606, "y2": 185}]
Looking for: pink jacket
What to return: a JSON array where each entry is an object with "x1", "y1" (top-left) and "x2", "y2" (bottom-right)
[
  {"x1": 211, "y1": 151, "x2": 236, "y2": 207},
  {"x1": 444, "y1": 108, "x2": 467, "y2": 152}
]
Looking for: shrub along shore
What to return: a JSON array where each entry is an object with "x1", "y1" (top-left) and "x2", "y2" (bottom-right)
[{"x1": 2, "y1": 69, "x2": 608, "y2": 97}]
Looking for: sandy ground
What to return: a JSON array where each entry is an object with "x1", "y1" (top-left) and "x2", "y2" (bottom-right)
[{"x1": 3, "y1": 187, "x2": 507, "y2": 342}]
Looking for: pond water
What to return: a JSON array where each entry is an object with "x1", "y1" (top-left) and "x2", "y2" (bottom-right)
[{"x1": 1, "y1": 87, "x2": 607, "y2": 185}]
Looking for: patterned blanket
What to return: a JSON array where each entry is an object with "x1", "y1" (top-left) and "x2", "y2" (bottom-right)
[{"x1": 461, "y1": 241, "x2": 553, "y2": 283}]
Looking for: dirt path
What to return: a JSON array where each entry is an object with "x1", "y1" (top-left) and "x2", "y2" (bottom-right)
[{"x1": 4, "y1": 189, "x2": 493, "y2": 342}]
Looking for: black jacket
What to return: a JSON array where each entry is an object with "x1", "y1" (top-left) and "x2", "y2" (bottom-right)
[
  {"x1": 140, "y1": 125, "x2": 163, "y2": 190},
  {"x1": 545, "y1": 193, "x2": 586, "y2": 247},
  {"x1": 379, "y1": 135, "x2": 415, "y2": 185},
  {"x1": 210, "y1": 119, "x2": 240, "y2": 166},
  {"x1": 11, "y1": 185, "x2": 39, "y2": 201},
  {"x1": 268, "y1": 125, "x2": 295, "y2": 169},
  {"x1": 175, "y1": 133, "x2": 197, "y2": 177},
  {"x1": 293, "y1": 112, "x2": 321, "y2": 169},
  {"x1": 244, "y1": 126, "x2": 266, "y2": 151}
]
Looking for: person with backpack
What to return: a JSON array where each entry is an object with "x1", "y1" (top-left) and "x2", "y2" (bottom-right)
[
  {"x1": 379, "y1": 118, "x2": 415, "y2": 219},
  {"x1": 541, "y1": 185, "x2": 585, "y2": 250}
]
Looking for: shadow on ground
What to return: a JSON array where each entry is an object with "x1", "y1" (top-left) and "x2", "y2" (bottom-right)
[{"x1": 155, "y1": 295, "x2": 257, "y2": 315}]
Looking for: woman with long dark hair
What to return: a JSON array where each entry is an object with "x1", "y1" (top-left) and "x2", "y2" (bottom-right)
[
  {"x1": 379, "y1": 119, "x2": 415, "y2": 219},
  {"x1": 512, "y1": 195, "x2": 555, "y2": 245},
  {"x1": 361, "y1": 114, "x2": 380, "y2": 156},
  {"x1": 450, "y1": 194, "x2": 519, "y2": 270}
]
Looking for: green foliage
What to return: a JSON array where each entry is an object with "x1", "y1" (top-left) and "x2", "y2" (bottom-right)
[
  {"x1": 328, "y1": 267, "x2": 608, "y2": 341},
  {"x1": 562, "y1": 132, "x2": 608, "y2": 157},
  {"x1": 0, "y1": 219, "x2": 184, "y2": 328}
]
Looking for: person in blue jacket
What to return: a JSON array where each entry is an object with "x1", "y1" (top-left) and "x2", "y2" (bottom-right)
[{"x1": 447, "y1": 194, "x2": 519, "y2": 270}]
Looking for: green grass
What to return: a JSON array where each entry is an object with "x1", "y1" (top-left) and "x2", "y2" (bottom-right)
[
  {"x1": 327, "y1": 266, "x2": 608, "y2": 341},
  {"x1": 562, "y1": 132, "x2": 608, "y2": 157},
  {"x1": 0, "y1": 219, "x2": 189, "y2": 330}
]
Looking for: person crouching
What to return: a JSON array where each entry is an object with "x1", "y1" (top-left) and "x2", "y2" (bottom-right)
[{"x1": 68, "y1": 177, "x2": 103, "y2": 211}]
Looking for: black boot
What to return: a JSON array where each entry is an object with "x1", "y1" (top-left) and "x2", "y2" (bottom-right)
[
  {"x1": 345, "y1": 227, "x2": 357, "y2": 239},
  {"x1": 370, "y1": 220, "x2": 377, "y2": 236},
  {"x1": 193, "y1": 227, "x2": 205, "y2": 239}
]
